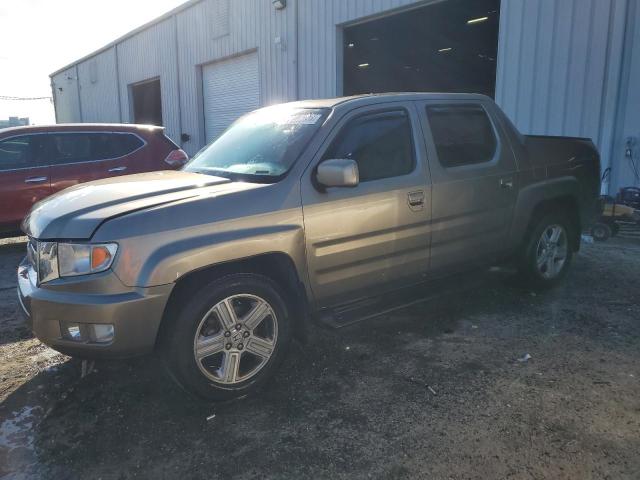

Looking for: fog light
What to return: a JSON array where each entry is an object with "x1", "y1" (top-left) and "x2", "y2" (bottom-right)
[
  {"x1": 60, "y1": 322, "x2": 114, "y2": 344},
  {"x1": 61, "y1": 322, "x2": 83, "y2": 342},
  {"x1": 90, "y1": 324, "x2": 114, "y2": 344}
]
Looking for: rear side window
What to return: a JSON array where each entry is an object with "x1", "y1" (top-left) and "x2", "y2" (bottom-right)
[
  {"x1": 48, "y1": 132, "x2": 144, "y2": 164},
  {"x1": 426, "y1": 105, "x2": 497, "y2": 168},
  {"x1": 323, "y1": 110, "x2": 415, "y2": 182},
  {"x1": 109, "y1": 133, "x2": 144, "y2": 157}
]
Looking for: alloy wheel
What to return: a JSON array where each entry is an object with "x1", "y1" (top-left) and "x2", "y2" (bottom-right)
[
  {"x1": 193, "y1": 294, "x2": 278, "y2": 384},
  {"x1": 535, "y1": 224, "x2": 568, "y2": 279}
]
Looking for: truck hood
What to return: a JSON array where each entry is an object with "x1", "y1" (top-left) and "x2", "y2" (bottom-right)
[{"x1": 23, "y1": 171, "x2": 234, "y2": 239}]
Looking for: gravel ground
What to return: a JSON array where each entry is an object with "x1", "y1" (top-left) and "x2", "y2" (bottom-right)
[{"x1": 1, "y1": 236, "x2": 639, "y2": 479}]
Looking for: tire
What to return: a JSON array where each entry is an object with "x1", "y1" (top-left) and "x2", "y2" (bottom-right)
[
  {"x1": 162, "y1": 273, "x2": 293, "y2": 401},
  {"x1": 518, "y1": 212, "x2": 574, "y2": 290},
  {"x1": 591, "y1": 222, "x2": 612, "y2": 241}
]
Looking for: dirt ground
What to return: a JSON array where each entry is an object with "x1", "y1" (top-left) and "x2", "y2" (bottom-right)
[{"x1": 1, "y1": 236, "x2": 639, "y2": 480}]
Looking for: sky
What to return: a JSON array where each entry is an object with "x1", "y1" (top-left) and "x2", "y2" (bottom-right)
[{"x1": 0, "y1": 0, "x2": 186, "y2": 125}]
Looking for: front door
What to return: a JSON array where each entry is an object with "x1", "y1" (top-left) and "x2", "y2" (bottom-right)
[
  {"x1": 0, "y1": 134, "x2": 51, "y2": 232},
  {"x1": 417, "y1": 100, "x2": 518, "y2": 273},
  {"x1": 301, "y1": 102, "x2": 432, "y2": 307}
]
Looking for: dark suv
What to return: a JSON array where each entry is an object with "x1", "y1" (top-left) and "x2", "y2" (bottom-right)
[{"x1": 0, "y1": 123, "x2": 188, "y2": 236}]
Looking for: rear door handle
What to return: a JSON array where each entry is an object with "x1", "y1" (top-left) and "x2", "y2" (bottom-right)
[
  {"x1": 108, "y1": 166, "x2": 127, "y2": 173},
  {"x1": 500, "y1": 177, "x2": 514, "y2": 189},
  {"x1": 24, "y1": 176, "x2": 48, "y2": 184},
  {"x1": 408, "y1": 190, "x2": 426, "y2": 209}
]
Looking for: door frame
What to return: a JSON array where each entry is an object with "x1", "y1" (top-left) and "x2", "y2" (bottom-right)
[{"x1": 300, "y1": 99, "x2": 433, "y2": 307}]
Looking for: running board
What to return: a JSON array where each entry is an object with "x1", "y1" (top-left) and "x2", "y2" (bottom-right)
[{"x1": 317, "y1": 268, "x2": 500, "y2": 329}]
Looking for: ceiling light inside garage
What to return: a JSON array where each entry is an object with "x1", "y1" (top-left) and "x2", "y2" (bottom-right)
[
  {"x1": 358, "y1": 63, "x2": 370, "y2": 69},
  {"x1": 438, "y1": 47, "x2": 453, "y2": 53},
  {"x1": 347, "y1": 43, "x2": 355, "y2": 48},
  {"x1": 467, "y1": 16, "x2": 489, "y2": 24}
]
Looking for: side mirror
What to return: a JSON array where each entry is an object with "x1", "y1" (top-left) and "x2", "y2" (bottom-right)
[{"x1": 316, "y1": 159, "x2": 359, "y2": 188}]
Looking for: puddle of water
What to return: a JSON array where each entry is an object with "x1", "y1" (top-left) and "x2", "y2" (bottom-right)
[{"x1": 0, "y1": 404, "x2": 42, "y2": 479}]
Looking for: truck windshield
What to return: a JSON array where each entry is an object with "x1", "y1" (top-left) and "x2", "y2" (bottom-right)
[{"x1": 184, "y1": 106, "x2": 328, "y2": 183}]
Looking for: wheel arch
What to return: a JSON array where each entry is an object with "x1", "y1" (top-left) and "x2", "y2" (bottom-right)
[
  {"x1": 519, "y1": 195, "x2": 581, "y2": 253},
  {"x1": 511, "y1": 178, "x2": 582, "y2": 253},
  {"x1": 156, "y1": 252, "x2": 310, "y2": 351}
]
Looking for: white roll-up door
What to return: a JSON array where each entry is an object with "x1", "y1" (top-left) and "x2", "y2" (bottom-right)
[{"x1": 202, "y1": 52, "x2": 260, "y2": 143}]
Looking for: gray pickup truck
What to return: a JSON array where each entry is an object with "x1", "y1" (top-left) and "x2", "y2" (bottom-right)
[{"x1": 18, "y1": 93, "x2": 601, "y2": 400}]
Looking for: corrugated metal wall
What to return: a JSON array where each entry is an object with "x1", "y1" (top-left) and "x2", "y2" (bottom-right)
[
  {"x1": 76, "y1": 48, "x2": 120, "y2": 123},
  {"x1": 297, "y1": 0, "x2": 425, "y2": 100},
  {"x1": 175, "y1": 0, "x2": 298, "y2": 153},
  {"x1": 51, "y1": 67, "x2": 82, "y2": 123},
  {"x1": 610, "y1": 0, "x2": 640, "y2": 192},
  {"x1": 116, "y1": 17, "x2": 182, "y2": 143},
  {"x1": 51, "y1": 0, "x2": 638, "y2": 188},
  {"x1": 496, "y1": 0, "x2": 630, "y2": 191}
]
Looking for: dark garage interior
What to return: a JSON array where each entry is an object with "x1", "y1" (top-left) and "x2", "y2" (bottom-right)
[
  {"x1": 130, "y1": 78, "x2": 163, "y2": 126},
  {"x1": 343, "y1": 0, "x2": 501, "y2": 97}
]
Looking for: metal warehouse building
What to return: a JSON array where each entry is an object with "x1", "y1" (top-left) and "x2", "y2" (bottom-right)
[{"x1": 51, "y1": 0, "x2": 640, "y2": 194}]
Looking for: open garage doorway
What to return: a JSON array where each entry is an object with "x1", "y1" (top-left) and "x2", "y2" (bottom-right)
[
  {"x1": 342, "y1": 0, "x2": 500, "y2": 97},
  {"x1": 130, "y1": 78, "x2": 163, "y2": 126}
]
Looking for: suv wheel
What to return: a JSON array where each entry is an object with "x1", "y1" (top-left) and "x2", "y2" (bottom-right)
[
  {"x1": 163, "y1": 273, "x2": 292, "y2": 401},
  {"x1": 518, "y1": 213, "x2": 573, "y2": 289}
]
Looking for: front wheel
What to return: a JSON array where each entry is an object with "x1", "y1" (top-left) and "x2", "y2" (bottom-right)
[
  {"x1": 518, "y1": 213, "x2": 573, "y2": 290},
  {"x1": 162, "y1": 273, "x2": 292, "y2": 401}
]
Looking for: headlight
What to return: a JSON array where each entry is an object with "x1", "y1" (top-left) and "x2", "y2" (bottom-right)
[
  {"x1": 35, "y1": 241, "x2": 118, "y2": 283},
  {"x1": 37, "y1": 242, "x2": 59, "y2": 283}
]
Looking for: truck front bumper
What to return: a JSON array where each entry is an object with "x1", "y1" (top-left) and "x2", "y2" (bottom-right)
[{"x1": 17, "y1": 258, "x2": 173, "y2": 359}]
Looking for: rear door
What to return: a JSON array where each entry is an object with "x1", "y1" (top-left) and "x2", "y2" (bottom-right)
[
  {"x1": 0, "y1": 134, "x2": 51, "y2": 231},
  {"x1": 301, "y1": 102, "x2": 432, "y2": 307},
  {"x1": 48, "y1": 132, "x2": 144, "y2": 192},
  {"x1": 416, "y1": 100, "x2": 518, "y2": 272}
]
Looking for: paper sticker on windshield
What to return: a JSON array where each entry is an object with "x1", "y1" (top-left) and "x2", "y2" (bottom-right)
[{"x1": 287, "y1": 112, "x2": 322, "y2": 125}]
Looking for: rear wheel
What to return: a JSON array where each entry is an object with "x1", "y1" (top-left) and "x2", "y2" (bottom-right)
[
  {"x1": 162, "y1": 273, "x2": 292, "y2": 401},
  {"x1": 518, "y1": 213, "x2": 573, "y2": 289}
]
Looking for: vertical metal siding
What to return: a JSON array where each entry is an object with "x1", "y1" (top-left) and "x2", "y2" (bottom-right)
[
  {"x1": 296, "y1": 0, "x2": 428, "y2": 100},
  {"x1": 610, "y1": 0, "x2": 640, "y2": 192},
  {"x1": 51, "y1": 0, "x2": 635, "y2": 181},
  {"x1": 116, "y1": 18, "x2": 181, "y2": 143},
  {"x1": 495, "y1": 0, "x2": 629, "y2": 180},
  {"x1": 76, "y1": 48, "x2": 120, "y2": 122},
  {"x1": 175, "y1": 0, "x2": 298, "y2": 154},
  {"x1": 50, "y1": 68, "x2": 81, "y2": 123}
]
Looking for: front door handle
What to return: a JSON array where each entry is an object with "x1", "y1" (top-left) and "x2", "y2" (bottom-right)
[
  {"x1": 500, "y1": 177, "x2": 514, "y2": 189},
  {"x1": 408, "y1": 190, "x2": 425, "y2": 209},
  {"x1": 24, "y1": 176, "x2": 48, "y2": 184},
  {"x1": 108, "y1": 166, "x2": 127, "y2": 173}
]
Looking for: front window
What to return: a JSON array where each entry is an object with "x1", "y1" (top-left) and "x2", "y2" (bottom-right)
[
  {"x1": 184, "y1": 105, "x2": 328, "y2": 182},
  {"x1": 322, "y1": 109, "x2": 415, "y2": 182}
]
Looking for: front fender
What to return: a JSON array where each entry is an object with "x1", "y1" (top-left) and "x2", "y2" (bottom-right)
[
  {"x1": 103, "y1": 208, "x2": 308, "y2": 293},
  {"x1": 139, "y1": 225, "x2": 307, "y2": 287}
]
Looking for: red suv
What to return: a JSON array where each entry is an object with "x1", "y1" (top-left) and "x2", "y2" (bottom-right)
[{"x1": 0, "y1": 124, "x2": 188, "y2": 236}]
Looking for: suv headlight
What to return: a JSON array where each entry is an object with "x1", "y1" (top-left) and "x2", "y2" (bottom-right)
[{"x1": 35, "y1": 241, "x2": 118, "y2": 283}]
